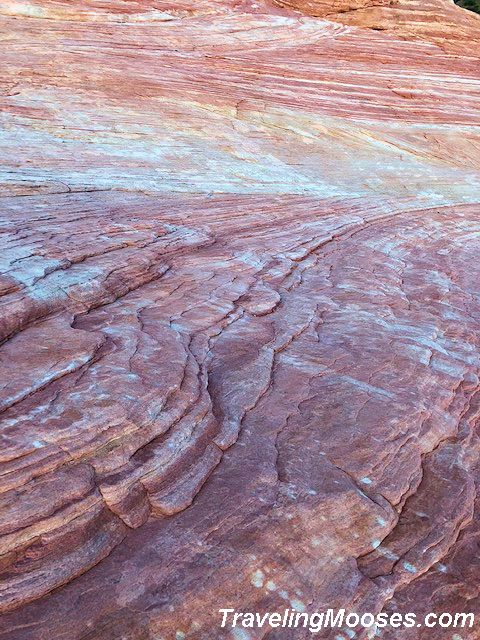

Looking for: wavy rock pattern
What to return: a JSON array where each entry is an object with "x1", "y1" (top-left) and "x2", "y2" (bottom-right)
[{"x1": 0, "y1": 0, "x2": 480, "y2": 638}]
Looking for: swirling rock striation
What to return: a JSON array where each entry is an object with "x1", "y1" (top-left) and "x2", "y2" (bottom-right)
[{"x1": 0, "y1": 0, "x2": 479, "y2": 638}]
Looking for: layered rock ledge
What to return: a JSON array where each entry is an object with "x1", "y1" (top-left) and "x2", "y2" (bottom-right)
[{"x1": 0, "y1": 1, "x2": 479, "y2": 638}]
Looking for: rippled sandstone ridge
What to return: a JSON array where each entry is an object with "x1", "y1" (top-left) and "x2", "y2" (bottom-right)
[{"x1": 1, "y1": 0, "x2": 480, "y2": 638}]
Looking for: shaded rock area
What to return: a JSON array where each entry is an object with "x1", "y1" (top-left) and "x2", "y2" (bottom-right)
[{"x1": 0, "y1": 1, "x2": 480, "y2": 638}]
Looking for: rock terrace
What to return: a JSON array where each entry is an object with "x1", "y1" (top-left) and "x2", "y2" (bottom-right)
[{"x1": 0, "y1": 1, "x2": 480, "y2": 639}]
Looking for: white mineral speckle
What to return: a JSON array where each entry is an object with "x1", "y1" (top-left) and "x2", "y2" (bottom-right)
[
  {"x1": 290, "y1": 599, "x2": 306, "y2": 612},
  {"x1": 251, "y1": 569, "x2": 265, "y2": 588}
]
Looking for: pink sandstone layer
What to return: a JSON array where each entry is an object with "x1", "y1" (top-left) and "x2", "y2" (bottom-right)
[{"x1": 0, "y1": 0, "x2": 480, "y2": 638}]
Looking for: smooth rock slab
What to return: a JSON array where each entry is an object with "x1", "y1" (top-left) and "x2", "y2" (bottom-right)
[{"x1": 0, "y1": 1, "x2": 479, "y2": 639}]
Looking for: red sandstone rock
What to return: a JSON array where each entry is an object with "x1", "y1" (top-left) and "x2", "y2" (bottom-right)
[{"x1": 0, "y1": 0, "x2": 479, "y2": 638}]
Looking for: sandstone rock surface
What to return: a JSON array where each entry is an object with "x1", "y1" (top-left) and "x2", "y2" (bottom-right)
[{"x1": 0, "y1": 0, "x2": 480, "y2": 638}]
